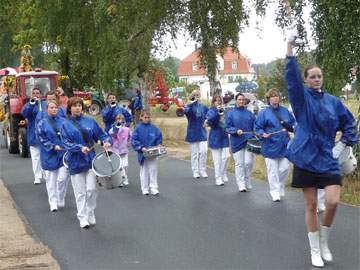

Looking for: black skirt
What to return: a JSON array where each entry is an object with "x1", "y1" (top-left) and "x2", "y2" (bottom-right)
[{"x1": 291, "y1": 166, "x2": 342, "y2": 189}]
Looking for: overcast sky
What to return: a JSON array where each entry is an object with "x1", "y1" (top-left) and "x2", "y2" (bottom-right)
[{"x1": 162, "y1": 3, "x2": 314, "y2": 65}]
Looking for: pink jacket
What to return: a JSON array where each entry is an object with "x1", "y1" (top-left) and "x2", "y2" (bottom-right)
[{"x1": 109, "y1": 126, "x2": 131, "y2": 155}]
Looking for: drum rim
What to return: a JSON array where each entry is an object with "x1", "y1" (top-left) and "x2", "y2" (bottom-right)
[
  {"x1": 338, "y1": 146, "x2": 351, "y2": 164},
  {"x1": 92, "y1": 150, "x2": 122, "y2": 177},
  {"x1": 63, "y1": 151, "x2": 69, "y2": 169}
]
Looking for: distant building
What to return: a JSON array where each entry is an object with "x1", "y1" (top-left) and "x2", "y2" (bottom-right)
[{"x1": 177, "y1": 47, "x2": 256, "y2": 99}]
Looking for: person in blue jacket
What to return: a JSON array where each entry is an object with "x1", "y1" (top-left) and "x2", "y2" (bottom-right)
[
  {"x1": 101, "y1": 92, "x2": 132, "y2": 133},
  {"x1": 22, "y1": 87, "x2": 47, "y2": 184},
  {"x1": 184, "y1": 90, "x2": 209, "y2": 179},
  {"x1": 255, "y1": 88, "x2": 295, "y2": 202},
  {"x1": 133, "y1": 89, "x2": 143, "y2": 125},
  {"x1": 286, "y1": 41, "x2": 358, "y2": 267},
  {"x1": 61, "y1": 97, "x2": 111, "y2": 229},
  {"x1": 205, "y1": 94, "x2": 230, "y2": 186},
  {"x1": 225, "y1": 92, "x2": 256, "y2": 192},
  {"x1": 131, "y1": 110, "x2": 163, "y2": 195},
  {"x1": 36, "y1": 100, "x2": 69, "y2": 212},
  {"x1": 36, "y1": 91, "x2": 66, "y2": 121}
]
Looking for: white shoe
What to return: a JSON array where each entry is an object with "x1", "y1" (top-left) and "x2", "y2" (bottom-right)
[
  {"x1": 88, "y1": 214, "x2": 96, "y2": 226},
  {"x1": 222, "y1": 175, "x2": 229, "y2": 183},
  {"x1": 238, "y1": 183, "x2": 247, "y2": 192},
  {"x1": 33, "y1": 179, "x2": 41, "y2": 185},
  {"x1": 123, "y1": 179, "x2": 129, "y2": 186},
  {"x1": 200, "y1": 171, "x2": 208, "y2": 178},
  {"x1": 320, "y1": 226, "x2": 333, "y2": 262},
  {"x1": 57, "y1": 200, "x2": 65, "y2": 208},
  {"x1": 80, "y1": 220, "x2": 90, "y2": 229},
  {"x1": 142, "y1": 190, "x2": 149, "y2": 195},
  {"x1": 308, "y1": 231, "x2": 325, "y2": 267},
  {"x1": 150, "y1": 189, "x2": 160, "y2": 196},
  {"x1": 193, "y1": 172, "x2": 200, "y2": 179},
  {"x1": 50, "y1": 205, "x2": 58, "y2": 212},
  {"x1": 272, "y1": 195, "x2": 281, "y2": 202},
  {"x1": 215, "y1": 177, "x2": 224, "y2": 186}
]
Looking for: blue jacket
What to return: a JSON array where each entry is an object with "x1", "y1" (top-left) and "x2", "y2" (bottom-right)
[
  {"x1": 133, "y1": 94, "x2": 142, "y2": 110},
  {"x1": 101, "y1": 105, "x2": 132, "y2": 132},
  {"x1": 36, "y1": 115, "x2": 67, "y2": 171},
  {"x1": 206, "y1": 107, "x2": 229, "y2": 149},
  {"x1": 21, "y1": 100, "x2": 47, "y2": 146},
  {"x1": 225, "y1": 107, "x2": 255, "y2": 153},
  {"x1": 184, "y1": 102, "x2": 208, "y2": 142},
  {"x1": 60, "y1": 115, "x2": 111, "y2": 175},
  {"x1": 285, "y1": 56, "x2": 358, "y2": 175},
  {"x1": 131, "y1": 122, "x2": 163, "y2": 165},
  {"x1": 255, "y1": 105, "x2": 295, "y2": 158}
]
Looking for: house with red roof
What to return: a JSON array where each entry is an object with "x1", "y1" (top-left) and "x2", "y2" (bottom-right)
[{"x1": 177, "y1": 47, "x2": 256, "y2": 98}]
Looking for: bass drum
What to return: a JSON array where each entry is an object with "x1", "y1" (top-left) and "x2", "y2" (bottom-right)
[{"x1": 92, "y1": 150, "x2": 121, "y2": 177}]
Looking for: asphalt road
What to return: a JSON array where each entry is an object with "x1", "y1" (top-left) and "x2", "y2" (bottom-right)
[{"x1": 0, "y1": 146, "x2": 359, "y2": 270}]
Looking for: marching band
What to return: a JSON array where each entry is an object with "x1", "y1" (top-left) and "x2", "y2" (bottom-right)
[{"x1": 18, "y1": 44, "x2": 358, "y2": 268}]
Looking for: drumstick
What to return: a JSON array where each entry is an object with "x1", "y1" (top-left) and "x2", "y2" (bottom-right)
[
  {"x1": 104, "y1": 148, "x2": 111, "y2": 162},
  {"x1": 268, "y1": 129, "x2": 287, "y2": 136}
]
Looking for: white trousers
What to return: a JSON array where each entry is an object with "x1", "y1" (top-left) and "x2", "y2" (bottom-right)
[
  {"x1": 233, "y1": 149, "x2": 254, "y2": 190},
  {"x1": 264, "y1": 157, "x2": 289, "y2": 198},
  {"x1": 190, "y1": 141, "x2": 208, "y2": 174},
  {"x1": 140, "y1": 158, "x2": 158, "y2": 193},
  {"x1": 45, "y1": 166, "x2": 69, "y2": 209},
  {"x1": 70, "y1": 170, "x2": 97, "y2": 225},
  {"x1": 30, "y1": 146, "x2": 43, "y2": 182},
  {"x1": 211, "y1": 148, "x2": 230, "y2": 182}
]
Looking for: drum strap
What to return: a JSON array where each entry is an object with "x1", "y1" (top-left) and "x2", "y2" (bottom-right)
[
  {"x1": 270, "y1": 108, "x2": 293, "y2": 132},
  {"x1": 70, "y1": 119, "x2": 92, "y2": 147}
]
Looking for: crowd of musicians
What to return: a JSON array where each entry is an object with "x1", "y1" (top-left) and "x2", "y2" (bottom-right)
[{"x1": 20, "y1": 43, "x2": 357, "y2": 268}]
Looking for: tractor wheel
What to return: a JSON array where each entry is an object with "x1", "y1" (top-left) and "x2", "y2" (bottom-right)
[
  {"x1": 18, "y1": 127, "x2": 29, "y2": 157},
  {"x1": 7, "y1": 128, "x2": 19, "y2": 154},
  {"x1": 88, "y1": 101, "x2": 102, "y2": 116},
  {"x1": 176, "y1": 108, "x2": 185, "y2": 117},
  {"x1": 160, "y1": 104, "x2": 169, "y2": 112}
]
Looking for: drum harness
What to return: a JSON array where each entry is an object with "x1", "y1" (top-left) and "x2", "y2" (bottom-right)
[{"x1": 270, "y1": 107, "x2": 294, "y2": 133}]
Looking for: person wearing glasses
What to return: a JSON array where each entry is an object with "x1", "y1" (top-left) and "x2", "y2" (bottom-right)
[
  {"x1": 184, "y1": 90, "x2": 209, "y2": 179},
  {"x1": 286, "y1": 41, "x2": 358, "y2": 267}
]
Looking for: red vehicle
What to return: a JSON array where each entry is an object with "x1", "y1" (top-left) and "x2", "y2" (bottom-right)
[
  {"x1": 2, "y1": 69, "x2": 67, "y2": 157},
  {"x1": 146, "y1": 69, "x2": 185, "y2": 117}
]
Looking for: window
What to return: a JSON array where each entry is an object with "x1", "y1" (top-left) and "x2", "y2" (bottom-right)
[
  {"x1": 232, "y1": 60, "x2": 238, "y2": 70},
  {"x1": 25, "y1": 77, "x2": 52, "y2": 97},
  {"x1": 192, "y1": 63, "x2": 198, "y2": 71},
  {"x1": 228, "y1": 76, "x2": 234, "y2": 83}
]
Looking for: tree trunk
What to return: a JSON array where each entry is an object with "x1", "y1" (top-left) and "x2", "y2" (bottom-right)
[{"x1": 137, "y1": 72, "x2": 149, "y2": 111}]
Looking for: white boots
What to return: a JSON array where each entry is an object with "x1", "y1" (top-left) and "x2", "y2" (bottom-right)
[
  {"x1": 308, "y1": 226, "x2": 333, "y2": 267},
  {"x1": 308, "y1": 231, "x2": 324, "y2": 267},
  {"x1": 320, "y1": 225, "x2": 333, "y2": 262}
]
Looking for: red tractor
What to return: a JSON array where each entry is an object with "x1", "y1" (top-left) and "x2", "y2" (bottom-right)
[
  {"x1": 146, "y1": 69, "x2": 185, "y2": 117},
  {"x1": 1, "y1": 69, "x2": 67, "y2": 157}
]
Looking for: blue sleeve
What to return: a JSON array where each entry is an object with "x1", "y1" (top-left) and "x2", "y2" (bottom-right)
[
  {"x1": 285, "y1": 56, "x2": 305, "y2": 113},
  {"x1": 337, "y1": 101, "x2": 358, "y2": 146},
  {"x1": 225, "y1": 112, "x2": 237, "y2": 134},
  {"x1": 101, "y1": 106, "x2": 114, "y2": 124},
  {"x1": 134, "y1": 96, "x2": 142, "y2": 110},
  {"x1": 60, "y1": 123, "x2": 83, "y2": 152},
  {"x1": 123, "y1": 109, "x2": 133, "y2": 126},
  {"x1": 184, "y1": 104, "x2": 194, "y2": 117},
  {"x1": 206, "y1": 108, "x2": 220, "y2": 128},
  {"x1": 288, "y1": 110, "x2": 296, "y2": 131},
  {"x1": 21, "y1": 103, "x2": 35, "y2": 119},
  {"x1": 36, "y1": 120, "x2": 56, "y2": 152},
  {"x1": 92, "y1": 120, "x2": 112, "y2": 145},
  {"x1": 254, "y1": 111, "x2": 266, "y2": 136},
  {"x1": 58, "y1": 107, "x2": 66, "y2": 118},
  {"x1": 131, "y1": 127, "x2": 143, "y2": 151},
  {"x1": 108, "y1": 125, "x2": 119, "y2": 137}
]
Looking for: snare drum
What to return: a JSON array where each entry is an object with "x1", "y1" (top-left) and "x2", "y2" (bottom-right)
[
  {"x1": 92, "y1": 150, "x2": 121, "y2": 177},
  {"x1": 246, "y1": 138, "x2": 262, "y2": 155},
  {"x1": 143, "y1": 146, "x2": 167, "y2": 158}
]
